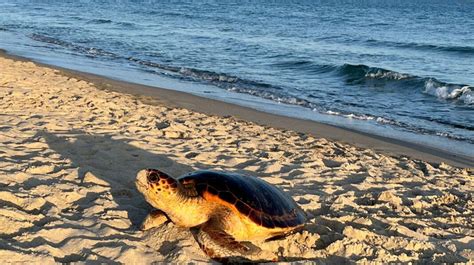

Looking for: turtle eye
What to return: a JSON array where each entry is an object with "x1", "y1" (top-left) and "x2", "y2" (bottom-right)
[{"x1": 148, "y1": 173, "x2": 159, "y2": 183}]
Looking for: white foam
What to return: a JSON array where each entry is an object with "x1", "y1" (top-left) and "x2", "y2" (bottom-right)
[
  {"x1": 459, "y1": 87, "x2": 474, "y2": 104},
  {"x1": 365, "y1": 69, "x2": 411, "y2": 80},
  {"x1": 326, "y1": 110, "x2": 340, "y2": 115},
  {"x1": 376, "y1": 117, "x2": 394, "y2": 124},
  {"x1": 423, "y1": 79, "x2": 473, "y2": 104},
  {"x1": 343, "y1": 113, "x2": 375, "y2": 120},
  {"x1": 325, "y1": 110, "x2": 376, "y2": 121}
]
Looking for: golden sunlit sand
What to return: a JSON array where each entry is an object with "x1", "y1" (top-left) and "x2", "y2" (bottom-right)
[{"x1": 0, "y1": 56, "x2": 472, "y2": 263}]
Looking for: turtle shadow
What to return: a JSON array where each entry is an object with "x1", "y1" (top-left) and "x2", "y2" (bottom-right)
[{"x1": 37, "y1": 130, "x2": 194, "y2": 227}]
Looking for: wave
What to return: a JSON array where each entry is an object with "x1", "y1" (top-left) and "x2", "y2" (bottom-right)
[
  {"x1": 127, "y1": 56, "x2": 325, "y2": 112},
  {"x1": 276, "y1": 60, "x2": 473, "y2": 105},
  {"x1": 423, "y1": 79, "x2": 473, "y2": 105},
  {"x1": 338, "y1": 64, "x2": 414, "y2": 81},
  {"x1": 275, "y1": 60, "x2": 414, "y2": 81},
  {"x1": 27, "y1": 33, "x2": 255, "y2": 89},
  {"x1": 325, "y1": 110, "x2": 375, "y2": 121},
  {"x1": 337, "y1": 64, "x2": 473, "y2": 105},
  {"x1": 273, "y1": 60, "x2": 336, "y2": 74},
  {"x1": 130, "y1": 57, "x2": 238, "y2": 83},
  {"x1": 366, "y1": 39, "x2": 474, "y2": 55},
  {"x1": 29, "y1": 33, "x2": 118, "y2": 58}
]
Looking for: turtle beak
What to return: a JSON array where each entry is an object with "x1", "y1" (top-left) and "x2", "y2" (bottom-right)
[{"x1": 135, "y1": 169, "x2": 149, "y2": 193}]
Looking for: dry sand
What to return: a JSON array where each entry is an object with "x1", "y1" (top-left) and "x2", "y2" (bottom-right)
[{"x1": 0, "y1": 56, "x2": 473, "y2": 263}]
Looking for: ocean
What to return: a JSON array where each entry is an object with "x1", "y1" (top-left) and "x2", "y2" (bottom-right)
[{"x1": 1, "y1": 0, "x2": 473, "y2": 156}]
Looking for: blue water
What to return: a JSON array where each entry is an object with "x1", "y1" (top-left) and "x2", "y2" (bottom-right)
[{"x1": 1, "y1": 0, "x2": 473, "y2": 155}]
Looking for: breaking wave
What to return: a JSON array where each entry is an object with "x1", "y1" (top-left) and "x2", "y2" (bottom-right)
[
  {"x1": 275, "y1": 61, "x2": 473, "y2": 105},
  {"x1": 423, "y1": 79, "x2": 473, "y2": 105},
  {"x1": 337, "y1": 64, "x2": 473, "y2": 105}
]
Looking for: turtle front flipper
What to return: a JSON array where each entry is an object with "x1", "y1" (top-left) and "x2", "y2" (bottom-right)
[
  {"x1": 141, "y1": 209, "x2": 169, "y2": 231},
  {"x1": 196, "y1": 220, "x2": 278, "y2": 262}
]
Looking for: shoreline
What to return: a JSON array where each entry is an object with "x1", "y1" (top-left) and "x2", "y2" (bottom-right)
[{"x1": 1, "y1": 49, "x2": 471, "y2": 168}]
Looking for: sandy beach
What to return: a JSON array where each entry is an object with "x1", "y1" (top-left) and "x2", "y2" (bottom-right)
[{"x1": 0, "y1": 54, "x2": 473, "y2": 263}]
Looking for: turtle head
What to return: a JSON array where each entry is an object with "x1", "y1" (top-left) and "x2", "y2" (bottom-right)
[{"x1": 136, "y1": 169, "x2": 178, "y2": 210}]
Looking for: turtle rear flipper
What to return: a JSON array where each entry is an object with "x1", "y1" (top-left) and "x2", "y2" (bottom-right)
[{"x1": 196, "y1": 220, "x2": 278, "y2": 262}]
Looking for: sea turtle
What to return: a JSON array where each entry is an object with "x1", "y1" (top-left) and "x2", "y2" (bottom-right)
[{"x1": 135, "y1": 169, "x2": 307, "y2": 262}]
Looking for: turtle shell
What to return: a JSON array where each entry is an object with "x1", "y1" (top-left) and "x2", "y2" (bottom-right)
[{"x1": 178, "y1": 171, "x2": 306, "y2": 229}]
